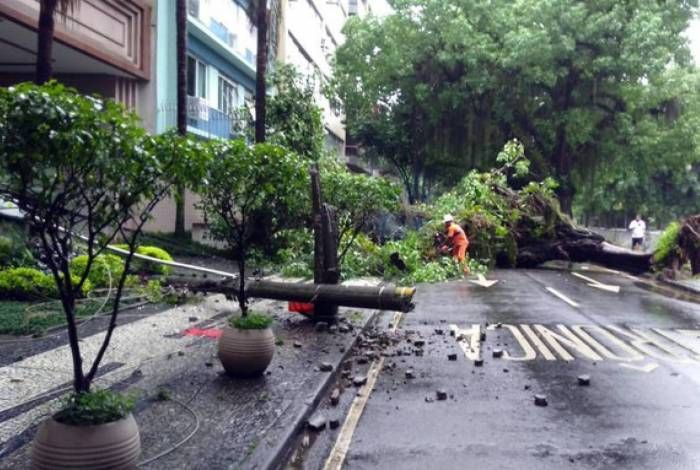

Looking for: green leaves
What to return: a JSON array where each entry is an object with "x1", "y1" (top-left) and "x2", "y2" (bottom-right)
[
  {"x1": 332, "y1": 0, "x2": 699, "y2": 213},
  {"x1": 55, "y1": 389, "x2": 137, "y2": 426},
  {"x1": 229, "y1": 312, "x2": 273, "y2": 330},
  {"x1": 321, "y1": 158, "x2": 400, "y2": 230},
  {"x1": 0, "y1": 82, "x2": 199, "y2": 391},
  {"x1": 267, "y1": 64, "x2": 325, "y2": 160}
]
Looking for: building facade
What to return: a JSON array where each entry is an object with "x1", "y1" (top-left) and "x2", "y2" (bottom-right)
[
  {"x1": 279, "y1": 0, "x2": 391, "y2": 164},
  {"x1": 0, "y1": 0, "x2": 391, "y2": 233},
  {"x1": 155, "y1": 0, "x2": 257, "y2": 139},
  {"x1": 0, "y1": 0, "x2": 157, "y2": 130}
]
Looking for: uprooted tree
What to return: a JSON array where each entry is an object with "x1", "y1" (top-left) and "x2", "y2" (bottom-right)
[{"x1": 422, "y1": 140, "x2": 698, "y2": 276}]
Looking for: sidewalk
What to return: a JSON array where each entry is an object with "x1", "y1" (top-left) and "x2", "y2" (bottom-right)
[{"x1": 0, "y1": 286, "x2": 379, "y2": 469}]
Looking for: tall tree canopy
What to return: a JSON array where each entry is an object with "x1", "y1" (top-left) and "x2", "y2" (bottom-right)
[{"x1": 331, "y1": 0, "x2": 699, "y2": 219}]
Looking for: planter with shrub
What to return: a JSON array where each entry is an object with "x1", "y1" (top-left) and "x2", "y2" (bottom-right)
[
  {"x1": 218, "y1": 312, "x2": 275, "y2": 377},
  {"x1": 32, "y1": 390, "x2": 139, "y2": 469},
  {"x1": 197, "y1": 141, "x2": 307, "y2": 377}
]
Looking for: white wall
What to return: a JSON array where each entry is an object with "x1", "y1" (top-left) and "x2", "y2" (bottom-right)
[
  {"x1": 285, "y1": 0, "x2": 347, "y2": 146},
  {"x1": 192, "y1": 0, "x2": 257, "y2": 63},
  {"x1": 283, "y1": 0, "x2": 391, "y2": 150}
]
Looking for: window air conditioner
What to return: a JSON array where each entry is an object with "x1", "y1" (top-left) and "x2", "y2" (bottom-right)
[{"x1": 187, "y1": 96, "x2": 209, "y2": 121}]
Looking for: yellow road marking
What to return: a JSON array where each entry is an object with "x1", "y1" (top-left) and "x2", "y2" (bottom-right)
[
  {"x1": 323, "y1": 311, "x2": 402, "y2": 470},
  {"x1": 620, "y1": 362, "x2": 659, "y2": 373}
]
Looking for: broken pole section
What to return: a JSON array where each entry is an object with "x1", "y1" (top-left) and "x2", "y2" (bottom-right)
[{"x1": 310, "y1": 164, "x2": 340, "y2": 319}]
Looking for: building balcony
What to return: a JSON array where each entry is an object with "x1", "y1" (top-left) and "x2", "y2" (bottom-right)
[
  {"x1": 187, "y1": 11, "x2": 256, "y2": 80},
  {"x1": 156, "y1": 98, "x2": 249, "y2": 141},
  {"x1": 0, "y1": 0, "x2": 152, "y2": 80}
]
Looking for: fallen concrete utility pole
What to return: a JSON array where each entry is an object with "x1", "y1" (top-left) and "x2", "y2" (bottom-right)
[
  {"x1": 31, "y1": 213, "x2": 416, "y2": 313},
  {"x1": 102, "y1": 241, "x2": 417, "y2": 313},
  {"x1": 246, "y1": 280, "x2": 416, "y2": 313}
]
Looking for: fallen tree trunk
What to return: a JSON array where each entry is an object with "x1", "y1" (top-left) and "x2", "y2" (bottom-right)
[
  {"x1": 166, "y1": 276, "x2": 416, "y2": 312},
  {"x1": 678, "y1": 215, "x2": 700, "y2": 275},
  {"x1": 515, "y1": 226, "x2": 653, "y2": 274},
  {"x1": 246, "y1": 280, "x2": 416, "y2": 312},
  {"x1": 459, "y1": 187, "x2": 656, "y2": 275}
]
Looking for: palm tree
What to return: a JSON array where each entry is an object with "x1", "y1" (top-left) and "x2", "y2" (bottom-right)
[
  {"x1": 246, "y1": 0, "x2": 280, "y2": 143},
  {"x1": 175, "y1": 0, "x2": 187, "y2": 235},
  {"x1": 36, "y1": 0, "x2": 79, "y2": 84}
]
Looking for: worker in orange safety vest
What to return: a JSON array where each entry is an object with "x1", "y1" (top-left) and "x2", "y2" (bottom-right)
[{"x1": 441, "y1": 214, "x2": 470, "y2": 269}]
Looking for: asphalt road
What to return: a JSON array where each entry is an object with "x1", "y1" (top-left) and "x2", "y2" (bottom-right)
[{"x1": 305, "y1": 268, "x2": 700, "y2": 470}]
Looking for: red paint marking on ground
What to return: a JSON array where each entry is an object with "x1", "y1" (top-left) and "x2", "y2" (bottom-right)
[
  {"x1": 289, "y1": 302, "x2": 315, "y2": 315},
  {"x1": 183, "y1": 327, "x2": 222, "y2": 339}
]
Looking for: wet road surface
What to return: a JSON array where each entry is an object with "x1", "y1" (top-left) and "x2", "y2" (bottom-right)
[{"x1": 301, "y1": 268, "x2": 700, "y2": 470}]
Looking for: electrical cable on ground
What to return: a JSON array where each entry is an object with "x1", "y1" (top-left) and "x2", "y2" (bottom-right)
[{"x1": 135, "y1": 397, "x2": 201, "y2": 467}]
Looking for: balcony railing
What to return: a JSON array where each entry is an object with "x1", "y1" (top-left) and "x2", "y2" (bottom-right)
[{"x1": 157, "y1": 101, "x2": 250, "y2": 140}]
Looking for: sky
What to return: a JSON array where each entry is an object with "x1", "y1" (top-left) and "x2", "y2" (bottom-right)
[{"x1": 686, "y1": 17, "x2": 700, "y2": 64}]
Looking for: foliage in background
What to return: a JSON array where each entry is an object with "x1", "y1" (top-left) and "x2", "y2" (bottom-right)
[
  {"x1": 267, "y1": 64, "x2": 325, "y2": 160},
  {"x1": 332, "y1": 0, "x2": 698, "y2": 217},
  {"x1": 320, "y1": 157, "x2": 401, "y2": 264},
  {"x1": 55, "y1": 389, "x2": 136, "y2": 426},
  {"x1": 575, "y1": 69, "x2": 700, "y2": 226},
  {"x1": 0, "y1": 221, "x2": 34, "y2": 268},
  {"x1": 198, "y1": 140, "x2": 308, "y2": 314},
  {"x1": 112, "y1": 245, "x2": 173, "y2": 275},
  {"x1": 70, "y1": 254, "x2": 125, "y2": 289}
]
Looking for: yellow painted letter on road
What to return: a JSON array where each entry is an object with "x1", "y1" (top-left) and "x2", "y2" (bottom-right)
[
  {"x1": 571, "y1": 325, "x2": 644, "y2": 362},
  {"x1": 501, "y1": 324, "x2": 537, "y2": 361},
  {"x1": 521, "y1": 325, "x2": 556, "y2": 361},
  {"x1": 534, "y1": 325, "x2": 602, "y2": 361}
]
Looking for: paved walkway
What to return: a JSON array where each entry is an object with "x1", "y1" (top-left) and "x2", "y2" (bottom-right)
[{"x1": 0, "y1": 279, "x2": 381, "y2": 469}]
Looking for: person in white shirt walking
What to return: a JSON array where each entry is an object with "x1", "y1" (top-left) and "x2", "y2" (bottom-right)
[{"x1": 628, "y1": 214, "x2": 646, "y2": 251}]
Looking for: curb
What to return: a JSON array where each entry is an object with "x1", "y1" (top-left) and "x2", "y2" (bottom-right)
[
  {"x1": 654, "y1": 278, "x2": 700, "y2": 299},
  {"x1": 245, "y1": 309, "x2": 380, "y2": 470}
]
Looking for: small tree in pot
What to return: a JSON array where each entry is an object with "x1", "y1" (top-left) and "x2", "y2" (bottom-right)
[
  {"x1": 198, "y1": 140, "x2": 307, "y2": 376},
  {"x1": 0, "y1": 82, "x2": 199, "y2": 468}
]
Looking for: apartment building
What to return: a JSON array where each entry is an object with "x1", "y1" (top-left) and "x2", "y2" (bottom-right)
[
  {"x1": 155, "y1": 0, "x2": 257, "y2": 139},
  {"x1": 0, "y1": 0, "x2": 156, "y2": 129},
  {"x1": 279, "y1": 0, "x2": 391, "y2": 164},
  {"x1": 0, "y1": 0, "x2": 391, "y2": 233}
]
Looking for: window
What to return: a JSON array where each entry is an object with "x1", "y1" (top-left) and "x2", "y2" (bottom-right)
[
  {"x1": 187, "y1": 56, "x2": 207, "y2": 98},
  {"x1": 187, "y1": 0, "x2": 200, "y2": 18},
  {"x1": 218, "y1": 76, "x2": 238, "y2": 116}
]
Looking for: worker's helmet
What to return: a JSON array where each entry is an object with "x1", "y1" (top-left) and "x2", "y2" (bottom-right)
[{"x1": 442, "y1": 214, "x2": 454, "y2": 223}]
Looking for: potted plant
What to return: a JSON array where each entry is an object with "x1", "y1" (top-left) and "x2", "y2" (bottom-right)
[
  {"x1": 198, "y1": 140, "x2": 307, "y2": 376},
  {"x1": 0, "y1": 82, "x2": 199, "y2": 467},
  {"x1": 218, "y1": 311, "x2": 275, "y2": 377}
]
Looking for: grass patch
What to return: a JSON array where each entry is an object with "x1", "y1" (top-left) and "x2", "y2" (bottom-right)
[{"x1": 0, "y1": 299, "x2": 115, "y2": 336}]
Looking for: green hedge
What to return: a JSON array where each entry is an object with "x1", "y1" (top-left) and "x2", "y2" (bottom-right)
[
  {"x1": 0, "y1": 267, "x2": 91, "y2": 301},
  {"x1": 70, "y1": 254, "x2": 126, "y2": 288},
  {"x1": 113, "y1": 245, "x2": 173, "y2": 275}
]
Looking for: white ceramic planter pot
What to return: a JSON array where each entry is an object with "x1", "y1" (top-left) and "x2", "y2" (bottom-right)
[
  {"x1": 32, "y1": 413, "x2": 140, "y2": 469},
  {"x1": 218, "y1": 325, "x2": 275, "y2": 377}
]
